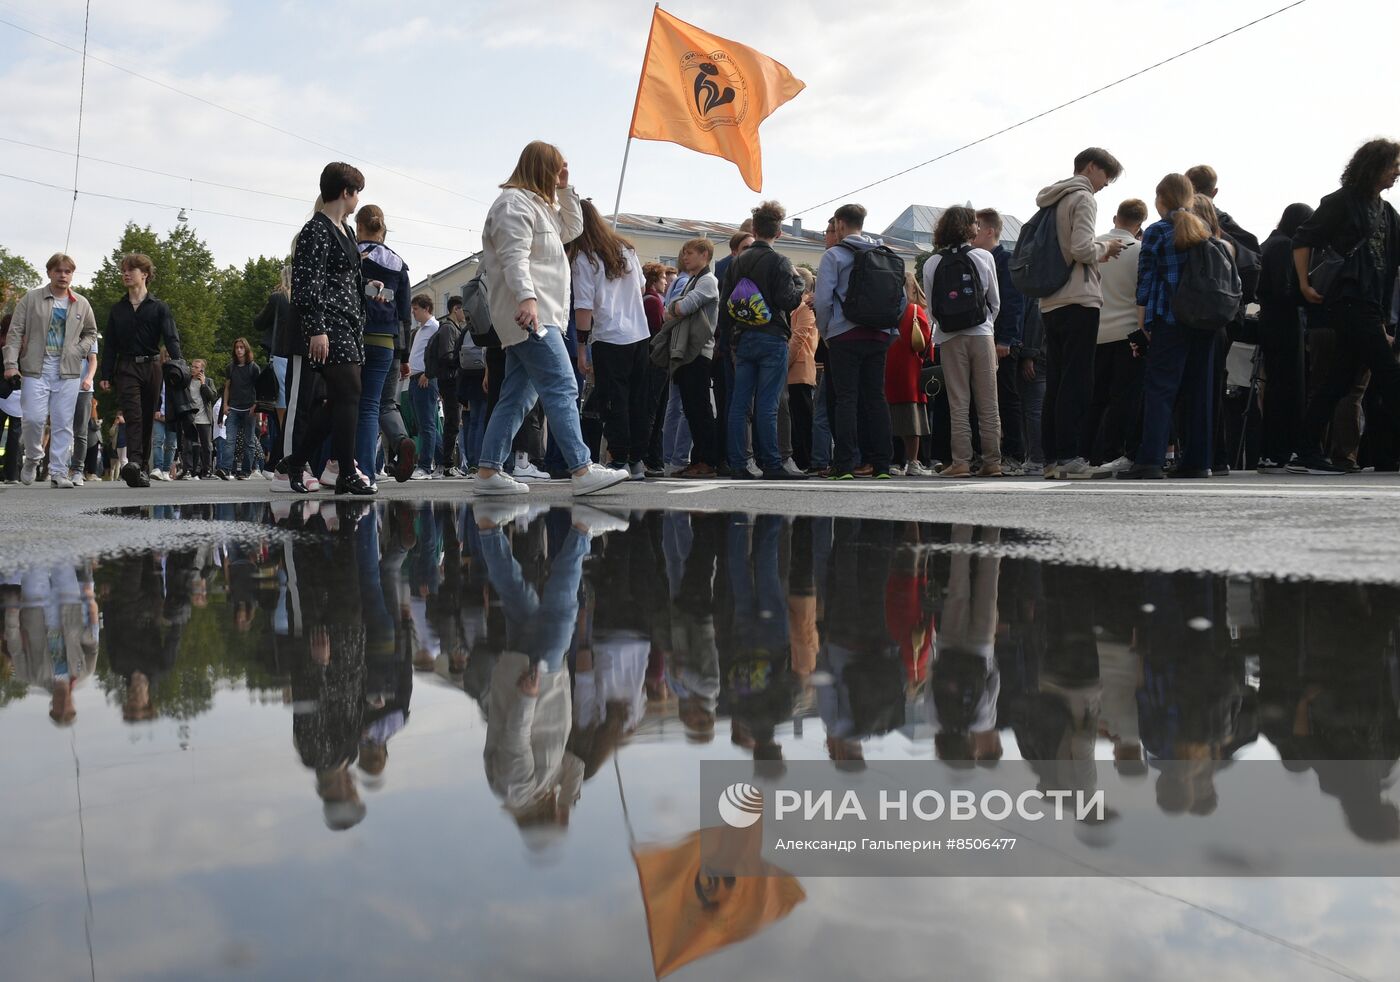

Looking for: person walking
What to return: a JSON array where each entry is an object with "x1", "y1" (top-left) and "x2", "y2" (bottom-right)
[
  {"x1": 570, "y1": 200, "x2": 653, "y2": 479},
  {"x1": 472, "y1": 140, "x2": 627, "y2": 498},
  {"x1": 219, "y1": 339, "x2": 261, "y2": 478},
  {"x1": 281, "y1": 162, "x2": 375, "y2": 495},
  {"x1": 3, "y1": 253, "x2": 99, "y2": 489},
  {"x1": 98, "y1": 253, "x2": 182, "y2": 488}
]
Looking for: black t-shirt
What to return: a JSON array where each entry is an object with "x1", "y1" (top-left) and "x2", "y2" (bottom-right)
[{"x1": 227, "y1": 361, "x2": 260, "y2": 410}]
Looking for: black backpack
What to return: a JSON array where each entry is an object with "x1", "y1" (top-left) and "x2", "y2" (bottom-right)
[
  {"x1": 927, "y1": 245, "x2": 988, "y2": 333},
  {"x1": 836, "y1": 241, "x2": 905, "y2": 329},
  {"x1": 1009, "y1": 203, "x2": 1072, "y2": 298},
  {"x1": 1172, "y1": 238, "x2": 1242, "y2": 331},
  {"x1": 426, "y1": 318, "x2": 462, "y2": 380}
]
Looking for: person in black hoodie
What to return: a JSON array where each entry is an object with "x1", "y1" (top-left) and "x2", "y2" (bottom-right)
[
  {"x1": 1288, "y1": 139, "x2": 1400, "y2": 474},
  {"x1": 1255, "y1": 203, "x2": 1315, "y2": 472}
]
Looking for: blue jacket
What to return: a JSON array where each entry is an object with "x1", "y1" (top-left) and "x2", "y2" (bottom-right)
[
  {"x1": 991, "y1": 245, "x2": 1025, "y2": 348},
  {"x1": 358, "y1": 241, "x2": 412, "y2": 360},
  {"x1": 814, "y1": 234, "x2": 906, "y2": 341}
]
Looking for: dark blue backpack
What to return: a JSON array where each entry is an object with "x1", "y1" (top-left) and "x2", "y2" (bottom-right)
[
  {"x1": 1172, "y1": 238, "x2": 1242, "y2": 331},
  {"x1": 1009, "y1": 204, "x2": 1072, "y2": 299}
]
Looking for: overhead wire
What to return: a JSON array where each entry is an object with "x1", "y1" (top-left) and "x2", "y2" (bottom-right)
[
  {"x1": 0, "y1": 135, "x2": 479, "y2": 233},
  {"x1": 62, "y1": 0, "x2": 91, "y2": 252},
  {"x1": 0, "y1": 171, "x2": 469, "y2": 254},
  {"x1": 0, "y1": 14, "x2": 491, "y2": 208},
  {"x1": 791, "y1": 0, "x2": 1311, "y2": 218}
]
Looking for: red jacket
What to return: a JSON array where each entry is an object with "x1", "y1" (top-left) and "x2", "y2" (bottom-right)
[{"x1": 884, "y1": 303, "x2": 930, "y2": 404}]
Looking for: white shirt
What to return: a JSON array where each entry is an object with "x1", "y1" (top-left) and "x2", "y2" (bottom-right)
[
  {"x1": 921, "y1": 247, "x2": 1001, "y2": 346},
  {"x1": 212, "y1": 399, "x2": 226, "y2": 441},
  {"x1": 572, "y1": 247, "x2": 649, "y2": 346},
  {"x1": 1096, "y1": 229, "x2": 1141, "y2": 345},
  {"x1": 408, "y1": 317, "x2": 438, "y2": 375}
]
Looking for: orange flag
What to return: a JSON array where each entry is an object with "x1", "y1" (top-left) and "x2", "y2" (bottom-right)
[
  {"x1": 632, "y1": 829, "x2": 806, "y2": 978},
  {"x1": 628, "y1": 6, "x2": 805, "y2": 192}
]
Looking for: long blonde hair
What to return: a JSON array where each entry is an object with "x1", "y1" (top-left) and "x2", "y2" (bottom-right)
[
  {"x1": 904, "y1": 270, "x2": 926, "y2": 307},
  {"x1": 1156, "y1": 174, "x2": 1211, "y2": 248},
  {"x1": 500, "y1": 141, "x2": 564, "y2": 204}
]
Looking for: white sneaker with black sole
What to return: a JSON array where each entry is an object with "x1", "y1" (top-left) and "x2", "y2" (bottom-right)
[{"x1": 1095, "y1": 455, "x2": 1134, "y2": 476}]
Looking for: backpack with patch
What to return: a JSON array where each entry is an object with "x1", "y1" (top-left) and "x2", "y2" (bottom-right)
[
  {"x1": 927, "y1": 245, "x2": 988, "y2": 333},
  {"x1": 726, "y1": 275, "x2": 773, "y2": 328},
  {"x1": 1010, "y1": 203, "x2": 1072, "y2": 298},
  {"x1": 461, "y1": 270, "x2": 500, "y2": 348},
  {"x1": 426, "y1": 318, "x2": 461, "y2": 380},
  {"x1": 835, "y1": 241, "x2": 906, "y2": 329},
  {"x1": 1172, "y1": 237, "x2": 1242, "y2": 331}
]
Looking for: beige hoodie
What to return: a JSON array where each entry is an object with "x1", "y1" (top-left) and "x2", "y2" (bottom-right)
[{"x1": 1035, "y1": 175, "x2": 1109, "y2": 313}]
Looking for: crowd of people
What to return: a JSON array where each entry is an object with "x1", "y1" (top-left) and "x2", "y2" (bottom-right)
[
  {"x1": 4, "y1": 137, "x2": 1398, "y2": 490},
  {"x1": 4, "y1": 502, "x2": 1396, "y2": 843}
]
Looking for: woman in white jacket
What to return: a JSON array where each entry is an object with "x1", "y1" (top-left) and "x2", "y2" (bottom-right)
[{"x1": 474, "y1": 141, "x2": 626, "y2": 498}]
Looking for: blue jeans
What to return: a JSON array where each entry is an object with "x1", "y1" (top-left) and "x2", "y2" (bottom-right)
[
  {"x1": 152, "y1": 420, "x2": 177, "y2": 471},
  {"x1": 357, "y1": 344, "x2": 394, "y2": 477},
  {"x1": 222, "y1": 408, "x2": 257, "y2": 474},
  {"x1": 459, "y1": 395, "x2": 487, "y2": 467},
  {"x1": 662, "y1": 383, "x2": 692, "y2": 467},
  {"x1": 480, "y1": 328, "x2": 590, "y2": 474},
  {"x1": 478, "y1": 525, "x2": 589, "y2": 672},
  {"x1": 409, "y1": 376, "x2": 440, "y2": 472},
  {"x1": 727, "y1": 332, "x2": 787, "y2": 472}
]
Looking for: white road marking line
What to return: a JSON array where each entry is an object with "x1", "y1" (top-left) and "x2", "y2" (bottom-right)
[{"x1": 658, "y1": 478, "x2": 1400, "y2": 498}]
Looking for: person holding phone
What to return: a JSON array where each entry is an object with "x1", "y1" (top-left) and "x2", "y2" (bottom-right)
[
  {"x1": 281, "y1": 162, "x2": 375, "y2": 495},
  {"x1": 473, "y1": 140, "x2": 627, "y2": 498}
]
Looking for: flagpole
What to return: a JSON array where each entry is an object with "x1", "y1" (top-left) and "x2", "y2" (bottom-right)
[
  {"x1": 612, "y1": 3, "x2": 660, "y2": 229},
  {"x1": 610, "y1": 137, "x2": 633, "y2": 232}
]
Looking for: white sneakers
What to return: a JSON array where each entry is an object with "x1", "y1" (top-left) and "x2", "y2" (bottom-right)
[
  {"x1": 571, "y1": 504, "x2": 630, "y2": 537},
  {"x1": 320, "y1": 462, "x2": 339, "y2": 486},
  {"x1": 1095, "y1": 455, "x2": 1134, "y2": 475},
  {"x1": 50, "y1": 474, "x2": 74, "y2": 489},
  {"x1": 513, "y1": 455, "x2": 551, "y2": 482},
  {"x1": 627, "y1": 462, "x2": 646, "y2": 481},
  {"x1": 571, "y1": 463, "x2": 629, "y2": 496},
  {"x1": 410, "y1": 468, "x2": 434, "y2": 481},
  {"x1": 780, "y1": 458, "x2": 804, "y2": 477},
  {"x1": 150, "y1": 469, "x2": 171, "y2": 481},
  {"x1": 906, "y1": 460, "x2": 936, "y2": 477},
  {"x1": 20, "y1": 461, "x2": 35, "y2": 485},
  {"x1": 475, "y1": 470, "x2": 529, "y2": 496}
]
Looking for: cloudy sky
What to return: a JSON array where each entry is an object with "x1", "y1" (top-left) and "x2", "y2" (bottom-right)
[{"x1": 1, "y1": 0, "x2": 1395, "y2": 286}]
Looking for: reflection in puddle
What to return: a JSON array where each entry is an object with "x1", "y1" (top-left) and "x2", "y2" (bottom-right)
[{"x1": 3, "y1": 501, "x2": 1399, "y2": 978}]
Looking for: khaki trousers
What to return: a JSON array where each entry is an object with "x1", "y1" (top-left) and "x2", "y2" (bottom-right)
[{"x1": 940, "y1": 333, "x2": 1001, "y2": 467}]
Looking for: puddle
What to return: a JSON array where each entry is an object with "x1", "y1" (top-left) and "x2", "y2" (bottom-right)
[{"x1": 2, "y1": 502, "x2": 1398, "y2": 980}]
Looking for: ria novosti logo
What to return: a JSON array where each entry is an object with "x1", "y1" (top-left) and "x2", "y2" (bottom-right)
[{"x1": 717, "y1": 783, "x2": 764, "y2": 828}]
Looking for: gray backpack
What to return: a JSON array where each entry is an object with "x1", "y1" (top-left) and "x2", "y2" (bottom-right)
[
  {"x1": 461, "y1": 271, "x2": 500, "y2": 348},
  {"x1": 1009, "y1": 203, "x2": 1072, "y2": 299},
  {"x1": 1172, "y1": 238, "x2": 1242, "y2": 331}
]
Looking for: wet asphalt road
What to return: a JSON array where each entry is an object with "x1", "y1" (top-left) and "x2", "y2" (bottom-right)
[{"x1": 2, "y1": 471, "x2": 1397, "y2": 583}]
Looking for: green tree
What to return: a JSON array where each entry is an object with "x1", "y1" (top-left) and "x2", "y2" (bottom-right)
[
  {"x1": 211, "y1": 256, "x2": 284, "y2": 386},
  {"x1": 86, "y1": 222, "x2": 224, "y2": 367},
  {"x1": 0, "y1": 246, "x2": 40, "y2": 311}
]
